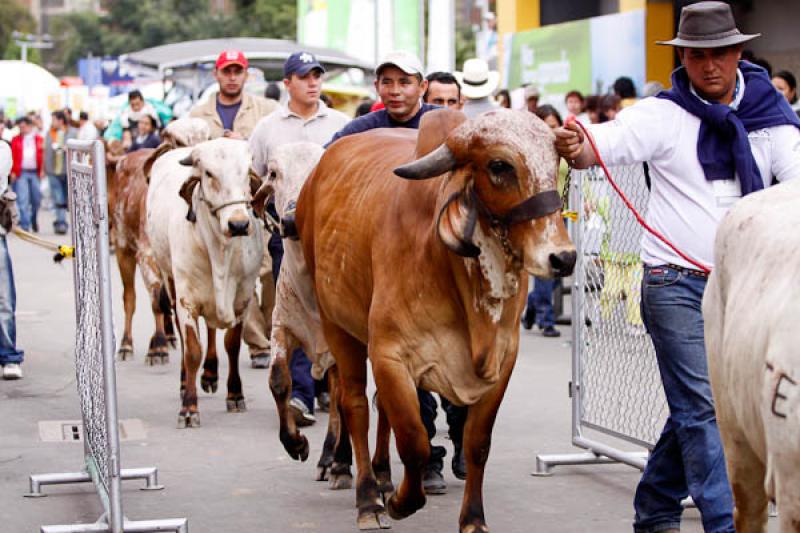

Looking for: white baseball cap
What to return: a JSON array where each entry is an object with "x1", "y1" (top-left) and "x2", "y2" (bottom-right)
[{"x1": 376, "y1": 50, "x2": 424, "y2": 77}]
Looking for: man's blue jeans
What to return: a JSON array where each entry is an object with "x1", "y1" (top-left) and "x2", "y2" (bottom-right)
[
  {"x1": 634, "y1": 265, "x2": 734, "y2": 533},
  {"x1": 48, "y1": 174, "x2": 68, "y2": 228},
  {"x1": 528, "y1": 277, "x2": 556, "y2": 328},
  {"x1": 0, "y1": 236, "x2": 23, "y2": 365},
  {"x1": 12, "y1": 171, "x2": 41, "y2": 231}
]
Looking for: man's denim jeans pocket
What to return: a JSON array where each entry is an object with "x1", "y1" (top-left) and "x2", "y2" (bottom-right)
[{"x1": 644, "y1": 266, "x2": 682, "y2": 288}]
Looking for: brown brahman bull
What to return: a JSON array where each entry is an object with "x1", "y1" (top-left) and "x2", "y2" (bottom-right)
[{"x1": 296, "y1": 108, "x2": 576, "y2": 532}]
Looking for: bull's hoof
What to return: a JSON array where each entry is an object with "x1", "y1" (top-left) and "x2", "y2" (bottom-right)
[
  {"x1": 329, "y1": 462, "x2": 353, "y2": 490},
  {"x1": 250, "y1": 353, "x2": 271, "y2": 369},
  {"x1": 166, "y1": 334, "x2": 178, "y2": 348},
  {"x1": 357, "y1": 510, "x2": 391, "y2": 530},
  {"x1": 117, "y1": 346, "x2": 134, "y2": 361},
  {"x1": 281, "y1": 433, "x2": 309, "y2": 462},
  {"x1": 200, "y1": 374, "x2": 218, "y2": 394},
  {"x1": 386, "y1": 492, "x2": 425, "y2": 521},
  {"x1": 316, "y1": 464, "x2": 329, "y2": 482},
  {"x1": 177, "y1": 412, "x2": 200, "y2": 429},
  {"x1": 226, "y1": 398, "x2": 247, "y2": 412},
  {"x1": 461, "y1": 524, "x2": 490, "y2": 533},
  {"x1": 145, "y1": 350, "x2": 169, "y2": 366}
]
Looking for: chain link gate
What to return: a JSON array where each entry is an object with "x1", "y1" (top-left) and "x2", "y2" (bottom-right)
[
  {"x1": 535, "y1": 164, "x2": 668, "y2": 475},
  {"x1": 26, "y1": 140, "x2": 188, "y2": 533}
]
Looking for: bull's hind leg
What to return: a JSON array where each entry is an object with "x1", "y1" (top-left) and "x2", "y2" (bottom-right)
[
  {"x1": 372, "y1": 396, "x2": 394, "y2": 496},
  {"x1": 140, "y1": 255, "x2": 170, "y2": 365},
  {"x1": 317, "y1": 365, "x2": 349, "y2": 483},
  {"x1": 328, "y1": 366, "x2": 354, "y2": 490},
  {"x1": 269, "y1": 326, "x2": 309, "y2": 461},
  {"x1": 224, "y1": 323, "x2": 246, "y2": 412},
  {"x1": 322, "y1": 321, "x2": 389, "y2": 530},
  {"x1": 458, "y1": 351, "x2": 518, "y2": 533},
  {"x1": 178, "y1": 313, "x2": 202, "y2": 428},
  {"x1": 370, "y1": 355, "x2": 427, "y2": 522},
  {"x1": 116, "y1": 249, "x2": 136, "y2": 361},
  {"x1": 722, "y1": 426, "x2": 768, "y2": 533},
  {"x1": 161, "y1": 286, "x2": 178, "y2": 348},
  {"x1": 201, "y1": 328, "x2": 219, "y2": 394}
]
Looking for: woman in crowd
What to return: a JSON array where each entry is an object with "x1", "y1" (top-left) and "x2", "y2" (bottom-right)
[
  {"x1": 772, "y1": 70, "x2": 800, "y2": 118},
  {"x1": 128, "y1": 115, "x2": 161, "y2": 152}
]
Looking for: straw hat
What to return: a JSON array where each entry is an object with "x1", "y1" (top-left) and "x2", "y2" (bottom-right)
[{"x1": 456, "y1": 58, "x2": 500, "y2": 100}]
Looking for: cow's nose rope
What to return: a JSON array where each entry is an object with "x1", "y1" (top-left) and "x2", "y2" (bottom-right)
[{"x1": 570, "y1": 117, "x2": 712, "y2": 274}]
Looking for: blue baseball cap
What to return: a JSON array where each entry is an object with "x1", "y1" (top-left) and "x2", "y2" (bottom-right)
[{"x1": 284, "y1": 52, "x2": 325, "y2": 78}]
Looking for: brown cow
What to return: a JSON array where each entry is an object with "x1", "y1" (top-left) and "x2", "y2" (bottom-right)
[{"x1": 297, "y1": 108, "x2": 576, "y2": 532}]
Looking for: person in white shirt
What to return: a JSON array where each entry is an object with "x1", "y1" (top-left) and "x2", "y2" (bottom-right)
[
  {"x1": 555, "y1": 3, "x2": 800, "y2": 533},
  {"x1": 77, "y1": 111, "x2": 99, "y2": 141}
]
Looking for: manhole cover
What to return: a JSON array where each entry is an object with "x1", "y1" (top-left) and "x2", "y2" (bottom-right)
[{"x1": 38, "y1": 419, "x2": 147, "y2": 442}]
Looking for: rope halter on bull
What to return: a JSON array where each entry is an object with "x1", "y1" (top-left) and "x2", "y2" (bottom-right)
[
  {"x1": 178, "y1": 155, "x2": 251, "y2": 223},
  {"x1": 394, "y1": 143, "x2": 563, "y2": 265}
]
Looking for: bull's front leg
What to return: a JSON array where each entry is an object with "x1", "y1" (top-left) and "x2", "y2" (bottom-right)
[
  {"x1": 201, "y1": 328, "x2": 219, "y2": 394},
  {"x1": 116, "y1": 249, "x2": 137, "y2": 361},
  {"x1": 458, "y1": 350, "x2": 518, "y2": 533},
  {"x1": 223, "y1": 323, "x2": 246, "y2": 412},
  {"x1": 178, "y1": 310, "x2": 203, "y2": 429},
  {"x1": 371, "y1": 356, "x2": 428, "y2": 522},
  {"x1": 372, "y1": 394, "x2": 394, "y2": 496},
  {"x1": 269, "y1": 326, "x2": 309, "y2": 461}
]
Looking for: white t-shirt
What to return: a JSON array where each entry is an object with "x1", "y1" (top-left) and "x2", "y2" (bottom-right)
[
  {"x1": 21, "y1": 133, "x2": 37, "y2": 170},
  {"x1": 588, "y1": 94, "x2": 800, "y2": 269}
]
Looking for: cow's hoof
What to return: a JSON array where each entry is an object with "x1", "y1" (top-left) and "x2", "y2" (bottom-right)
[
  {"x1": 386, "y1": 493, "x2": 424, "y2": 521},
  {"x1": 117, "y1": 346, "x2": 133, "y2": 361},
  {"x1": 200, "y1": 374, "x2": 218, "y2": 394},
  {"x1": 316, "y1": 464, "x2": 329, "y2": 481},
  {"x1": 145, "y1": 350, "x2": 169, "y2": 366},
  {"x1": 281, "y1": 433, "x2": 309, "y2": 462},
  {"x1": 226, "y1": 398, "x2": 246, "y2": 412},
  {"x1": 329, "y1": 471, "x2": 353, "y2": 490},
  {"x1": 461, "y1": 524, "x2": 490, "y2": 533},
  {"x1": 177, "y1": 412, "x2": 200, "y2": 429},
  {"x1": 166, "y1": 334, "x2": 178, "y2": 348},
  {"x1": 357, "y1": 510, "x2": 391, "y2": 530}
]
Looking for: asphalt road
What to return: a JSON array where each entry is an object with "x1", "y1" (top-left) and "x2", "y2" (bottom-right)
[{"x1": 0, "y1": 212, "x2": 772, "y2": 533}]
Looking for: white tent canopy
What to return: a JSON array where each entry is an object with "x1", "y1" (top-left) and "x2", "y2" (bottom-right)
[{"x1": 0, "y1": 61, "x2": 60, "y2": 118}]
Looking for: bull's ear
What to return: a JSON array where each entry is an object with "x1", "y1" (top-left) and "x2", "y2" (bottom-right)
[
  {"x1": 248, "y1": 169, "x2": 262, "y2": 196},
  {"x1": 415, "y1": 108, "x2": 467, "y2": 158},
  {"x1": 437, "y1": 187, "x2": 480, "y2": 258},
  {"x1": 178, "y1": 175, "x2": 200, "y2": 223},
  {"x1": 142, "y1": 142, "x2": 172, "y2": 184},
  {"x1": 249, "y1": 169, "x2": 268, "y2": 217}
]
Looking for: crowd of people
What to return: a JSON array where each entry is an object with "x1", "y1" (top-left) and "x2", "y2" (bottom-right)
[{"x1": 2, "y1": 2, "x2": 800, "y2": 531}]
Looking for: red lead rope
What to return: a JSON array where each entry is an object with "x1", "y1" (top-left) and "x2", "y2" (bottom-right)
[{"x1": 569, "y1": 117, "x2": 712, "y2": 274}]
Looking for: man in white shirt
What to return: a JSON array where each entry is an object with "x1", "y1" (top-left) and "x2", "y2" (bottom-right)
[
  {"x1": 248, "y1": 51, "x2": 349, "y2": 425},
  {"x1": 555, "y1": 3, "x2": 800, "y2": 533}
]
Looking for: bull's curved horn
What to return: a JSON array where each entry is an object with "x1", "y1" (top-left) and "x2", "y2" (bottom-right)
[
  {"x1": 394, "y1": 144, "x2": 456, "y2": 180},
  {"x1": 179, "y1": 154, "x2": 194, "y2": 167}
]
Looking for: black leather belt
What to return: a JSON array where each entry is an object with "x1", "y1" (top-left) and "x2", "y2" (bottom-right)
[{"x1": 664, "y1": 263, "x2": 709, "y2": 279}]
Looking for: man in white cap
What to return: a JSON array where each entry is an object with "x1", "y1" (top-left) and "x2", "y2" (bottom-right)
[
  {"x1": 0, "y1": 142, "x2": 23, "y2": 380},
  {"x1": 328, "y1": 51, "x2": 434, "y2": 145},
  {"x1": 456, "y1": 58, "x2": 499, "y2": 118},
  {"x1": 555, "y1": 2, "x2": 800, "y2": 532}
]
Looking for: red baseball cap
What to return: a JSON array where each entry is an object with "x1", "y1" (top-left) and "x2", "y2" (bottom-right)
[{"x1": 215, "y1": 50, "x2": 248, "y2": 70}]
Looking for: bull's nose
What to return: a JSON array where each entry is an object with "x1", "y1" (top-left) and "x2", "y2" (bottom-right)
[
  {"x1": 549, "y1": 250, "x2": 577, "y2": 277},
  {"x1": 228, "y1": 219, "x2": 250, "y2": 236}
]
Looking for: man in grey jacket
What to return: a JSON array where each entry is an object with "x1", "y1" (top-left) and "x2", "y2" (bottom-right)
[{"x1": 44, "y1": 111, "x2": 77, "y2": 235}]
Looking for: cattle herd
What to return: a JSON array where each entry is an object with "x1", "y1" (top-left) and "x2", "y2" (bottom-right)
[{"x1": 101, "y1": 108, "x2": 798, "y2": 533}]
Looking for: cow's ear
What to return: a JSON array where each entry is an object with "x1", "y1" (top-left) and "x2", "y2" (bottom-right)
[
  {"x1": 437, "y1": 186, "x2": 480, "y2": 258},
  {"x1": 142, "y1": 142, "x2": 172, "y2": 184},
  {"x1": 249, "y1": 169, "x2": 268, "y2": 217},
  {"x1": 414, "y1": 108, "x2": 467, "y2": 159},
  {"x1": 178, "y1": 175, "x2": 200, "y2": 223}
]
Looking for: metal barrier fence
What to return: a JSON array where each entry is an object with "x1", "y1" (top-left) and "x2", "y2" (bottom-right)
[
  {"x1": 535, "y1": 164, "x2": 668, "y2": 475},
  {"x1": 27, "y1": 140, "x2": 188, "y2": 533}
]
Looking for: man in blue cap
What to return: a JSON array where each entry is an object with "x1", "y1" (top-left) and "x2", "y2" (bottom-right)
[{"x1": 249, "y1": 51, "x2": 349, "y2": 425}]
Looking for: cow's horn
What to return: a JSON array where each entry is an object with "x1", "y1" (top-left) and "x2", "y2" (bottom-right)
[
  {"x1": 179, "y1": 154, "x2": 193, "y2": 167},
  {"x1": 394, "y1": 145, "x2": 456, "y2": 180}
]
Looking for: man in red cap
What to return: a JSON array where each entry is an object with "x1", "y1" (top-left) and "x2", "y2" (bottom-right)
[{"x1": 190, "y1": 49, "x2": 277, "y2": 139}]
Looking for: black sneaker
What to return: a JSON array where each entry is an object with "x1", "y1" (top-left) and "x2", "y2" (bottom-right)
[
  {"x1": 422, "y1": 466, "x2": 447, "y2": 495},
  {"x1": 542, "y1": 326, "x2": 561, "y2": 338},
  {"x1": 32, "y1": 220, "x2": 39, "y2": 233},
  {"x1": 451, "y1": 444, "x2": 466, "y2": 480}
]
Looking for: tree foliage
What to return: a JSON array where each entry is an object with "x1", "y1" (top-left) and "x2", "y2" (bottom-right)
[
  {"x1": 46, "y1": 0, "x2": 297, "y2": 75},
  {"x1": 0, "y1": 0, "x2": 37, "y2": 62}
]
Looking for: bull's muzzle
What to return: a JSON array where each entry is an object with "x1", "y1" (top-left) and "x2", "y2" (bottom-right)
[
  {"x1": 228, "y1": 219, "x2": 250, "y2": 237},
  {"x1": 549, "y1": 250, "x2": 576, "y2": 278}
]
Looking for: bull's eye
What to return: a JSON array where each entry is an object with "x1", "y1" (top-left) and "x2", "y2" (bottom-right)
[{"x1": 488, "y1": 160, "x2": 514, "y2": 175}]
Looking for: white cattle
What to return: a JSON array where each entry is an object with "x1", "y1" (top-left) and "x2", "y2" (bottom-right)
[
  {"x1": 146, "y1": 138, "x2": 264, "y2": 428},
  {"x1": 703, "y1": 178, "x2": 800, "y2": 533}
]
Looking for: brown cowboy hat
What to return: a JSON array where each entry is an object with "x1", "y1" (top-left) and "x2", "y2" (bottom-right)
[{"x1": 657, "y1": 1, "x2": 760, "y2": 48}]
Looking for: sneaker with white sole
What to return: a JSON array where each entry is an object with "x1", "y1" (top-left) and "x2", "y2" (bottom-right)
[
  {"x1": 288, "y1": 397, "x2": 316, "y2": 427},
  {"x1": 3, "y1": 363, "x2": 23, "y2": 380}
]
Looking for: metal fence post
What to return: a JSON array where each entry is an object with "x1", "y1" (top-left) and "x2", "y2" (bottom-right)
[{"x1": 27, "y1": 140, "x2": 187, "y2": 533}]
